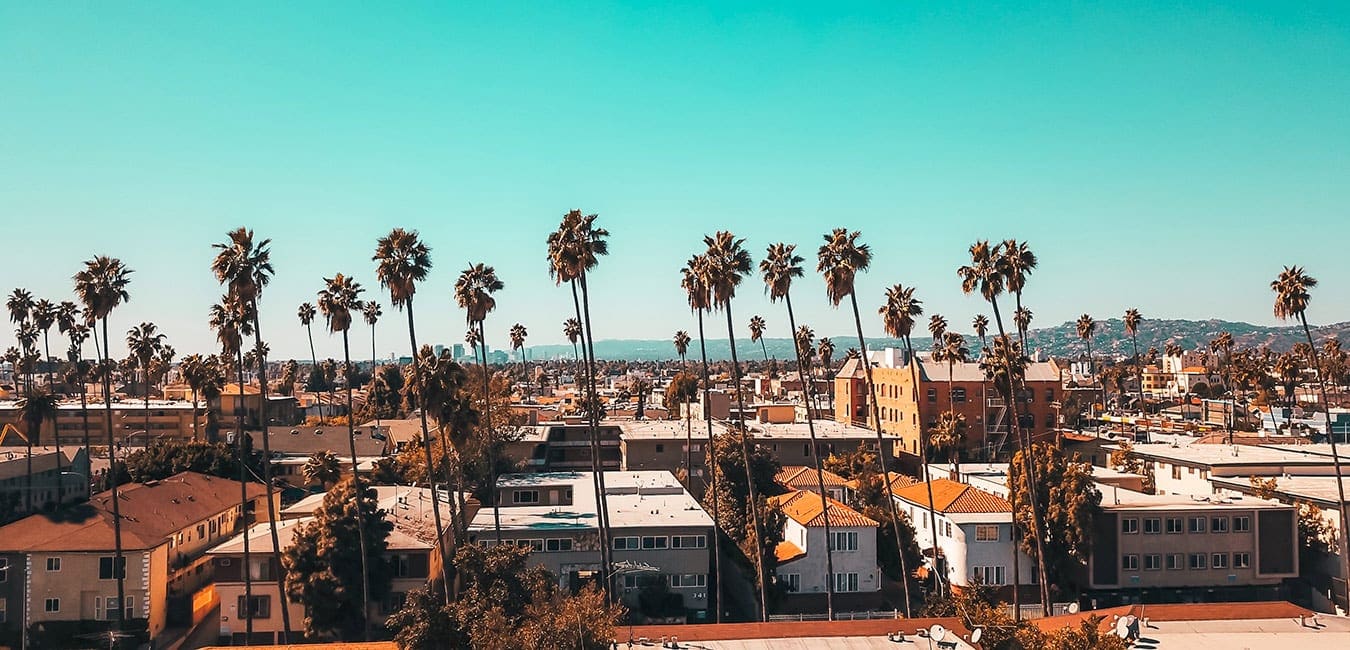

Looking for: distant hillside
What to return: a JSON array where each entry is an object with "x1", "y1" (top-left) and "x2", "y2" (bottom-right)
[{"x1": 523, "y1": 319, "x2": 1350, "y2": 362}]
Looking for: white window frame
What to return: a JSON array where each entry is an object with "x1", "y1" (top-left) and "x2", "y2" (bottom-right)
[
  {"x1": 45, "y1": 557, "x2": 61, "y2": 572},
  {"x1": 671, "y1": 535, "x2": 706, "y2": 549},
  {"x1": 513, "y1": 490, "x2": 540, "y2": 505},
  {"x1": 833, "y1": 572, "x2": 860, "y2": 593},
  {"x1": 975, "y1": 525, "x2": 999, "y2": 542},
  {"x1": 829, "y1": 531, "x2": 859, "y2": 552}
]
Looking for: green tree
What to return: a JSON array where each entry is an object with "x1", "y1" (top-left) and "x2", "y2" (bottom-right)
[
  {"x1": 702, "y1": 430, "x2": 783, "y2": 606},
  {"x1": 1007, "y1": 443, "x2": 1101, "y2": 594},
  {"x1": 303, "y1": 450, "x2": 342, "y2": 489},
  {"x1": 17, "y1": 389, "x2": 59, "y2": 511},
  {"x1": 283, "y1": 477, "x2": 393, "y2": 640},
  {"x1": 120, "y1": 440, "x2": 249, "y2": 483},
  {"x1": 664, "y1": 370, "x2": 699, "y2": 477},
  {"x1": 679, "y1": 253, "x2": 723, "y2": 620}
]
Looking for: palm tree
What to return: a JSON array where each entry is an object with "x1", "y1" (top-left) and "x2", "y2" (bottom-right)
[
  {"x1": 702, "y1": 231, "x2": 770, "y2": 620},
  {"x1": 564, "y1": 318, "x2": 582, "y2": 363},
  {"x1": 373, "y1": 228, "x2": 451, "y2": 600},
  {"x1": 302, "y1": 450, "x2": 342, "y2": 489},
  {"x1": 748, "y1": 315, "x2": 769, "y2": 364},
  {"x1": 958, "y1": 240, "x2": 1049, "y2": 615},
  {"x1": 18, "y1": 389, "x2": 60, "y2": 511},
  {"x1": 1076, "y1": 314, "x2": 1100, "y2": 416},
  {"x1": 972, "y1": 314, "x2": 989, "y2": 350},
  {"x1": 928, "y1": 314, "x2": 947, "y2": 349},
  {"x1": 125, "y1": 322, "x2": 166, "y2": 442},
  {"x1": 1209, "y1": 331, "x2": 1235, "y2": 442},
  {"x1": 509, "y1": 322, "x2": 528, "y2": 385},
  {"x1": 73, "y1": 256, "x2": 131, "y2": 635},
  {"x1": 673, "y1": 329, "x2": 694, "y2": 478},
  {"x1": 1013, "y1": 307, "x2": 1033, "y2": 344},
  {"x1": 816, "y1": 227, "x2": 912, "y2": 614},
  {"x1": 1123, "y1": 309, "x2": 1145, "y2": 417},
  {"x1": 363, "y1": 301, "x2": 383, "y2": 430},
  {"x1": 680, "y1": 254, "x2": 723, "y2": 622},
  {"x1": 1272, "y1": 266, "x2": 1349, "y2": 611},
  {"x1": 761, "y1": 241, "x2": 837, "y2": 619},
  {"x1": 179, "y1": 354, "x2": 204, "y2": 440},
  {"x1": 298, "y1": 302, "x2": 319, "y2": 382},
  {"x1": 454, "y1": 262, "x2": 504, "y2": 540},
  {"x1": 8, "y1": 289, "x2": 34, "y2": 394},
  {"x1": 211, "y1": 228, "x2": 292, "y2": 644},
  {"x1": 933, "y1": 331, "x2": 970, "y2": 473},
  {"x1": 879, "y1": 285, "x2": 945, "y2": 597},
  {"x1": 209, "y1": 293, "x2": 259, "y2": 642},
  {"x1": 1002, "y1": 240, "x2": 1038, "y2": 343},
  {"x1": 547, "y1": 210, "x2": 616, "y2": 601},
  {"x1": 32, "y1": 299, "x2": 57, "y2": 389},
  {"x1": 317, "y1": 272, "x2": 374, "y2": 639},
  {"x1": 818, "y1": 337, "x2": 835, "y2": 414}
]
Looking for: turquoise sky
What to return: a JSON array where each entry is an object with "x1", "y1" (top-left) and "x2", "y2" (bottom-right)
[{"x1": 2, "y1": 2, "x2": 1347, "y2": 360}]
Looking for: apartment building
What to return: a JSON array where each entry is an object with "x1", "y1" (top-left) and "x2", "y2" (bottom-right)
[
  {"x1": 888, "y1": 479, "x2": 1035, "y2": 599},
  {"x1": 505, "y1": 421, "x2": 623, "y2": 474},
  {"x1": 1118, "y1": 442, "x2": 1341, "y2": 497},
  {"x1": 0, "y1": 400, "x2": 205, "y2": 445},
  {"x1": 0, "y1": 446, "x2": 90, "y2": 521},
  {"x1": 833, "y1": 349, "x2": 1064, "y2": 461},
  {"x1": 0, "y1": 472, "x2": 268, "y2": 647},
  {"x1": 468, "y1": 471, "x2": 714, "y2": 619},
  {"x1": 1088, "y1": 486, "x2": 1298, "y2": 605},
  {"x1": 769, "y1": 490, "x2": 882, "y2": 613}
]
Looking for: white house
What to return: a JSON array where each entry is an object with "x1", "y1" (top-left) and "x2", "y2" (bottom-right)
[
  {"x1": 769, "y1": 490, "x2": 883, "y2": 612},
  {"x1": 890, "y1": 478, "x2": 1035, "y2": 597}
]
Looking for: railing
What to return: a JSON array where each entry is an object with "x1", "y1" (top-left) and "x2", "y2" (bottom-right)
[
  {"x1": 1001, "y1": 602, "x2": 1076, "y2": 620},
  {"x1": 768, "y1": 610, "x2": 902, "y2": 622}
]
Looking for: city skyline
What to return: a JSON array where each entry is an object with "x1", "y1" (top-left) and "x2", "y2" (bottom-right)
[{"x1": 4, "y1": 3, "x2": 1348, "y2": 360}]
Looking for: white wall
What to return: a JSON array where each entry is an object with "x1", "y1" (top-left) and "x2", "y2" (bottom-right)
[{"x1": 777, "y1": 520, "x2": 880, "y2": 595}]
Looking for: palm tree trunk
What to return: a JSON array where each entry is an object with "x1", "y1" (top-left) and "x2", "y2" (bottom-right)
[
  {"x1": 570, "y1": 281, "x2": 610, "y2": 584},
  {"x1": 234, "y1": 346, "x2": 254, "y2": 644},
  {"x1": 341, "y1": 330, "x2": 373, "y2": 642},
  {"x1": 782, "y1": 292, "x2": 835, "y2": 619},
  {"x1": 144, "y1": 368, "x2": 151, "y2": 447},
  {"x1": 100, "y1": 317, "x2": 128, "y2": 637},
  {"x1": 477, "y1": 320, "x2": 503, "y2": 543},
  {"x1": 846, "y1": 292, "x2": 912, "y2": 615},
  {"x1": 25, "y1": 433, "x2": 33, "y2": 513},
  {"x1": 80, "y1": 380, "x2": 92, "y2": 497},
  {"x1": 405, "y1": 301, "x2": 452, "y2": 602},
  {"x1": 574, "y1": 275, "x2": 615, "y2": 603},
  {"x1": 372, "y1": 323, "x2": 380, "y2": 432},
  {"x1": 723, "y1": 302, "x2": 769, "y2": 621},
  {"x1": 760, "y1": 339, "x2": 769, "y2": 365},
  {"x1": 904, "y1": 336, "x2": 945, "y2": 598},
  {"x1": 1300, "y1": 314, "x2": 1350, "y2": 613},
  {"x1": 1131, "y1": 334, "x2": 1144, "y2": 420},
  {"x1": 42, "y1": 332, "x2": 53, "y2": 390},
  {"x1": 250, "y1": 314, "x2": 293, "y2": 643},
  {"x1": 948, "y1": 358, "x2": 960, "y2": 476},
  {"x1": 695, "y1": 308, "x2": 724, "y2": 624}
]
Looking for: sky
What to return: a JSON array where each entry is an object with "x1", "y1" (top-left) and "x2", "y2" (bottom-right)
[{"x1": 2, "y1": 2, "x2": 1348, "y2": 362}]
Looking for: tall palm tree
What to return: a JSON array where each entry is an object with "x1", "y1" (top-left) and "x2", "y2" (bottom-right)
[
  {"x1": 673, "y1": 329, "x2": 693, "y2": 478},
  {"x1": 74, "y1": 257, "x2": 131, "y2": 635},
  {"x1": 454, "y1": 262, "x2": 504, "y2": 540},
  {"x1": 673, "y1": 330, "x2": 691, "y2": 366},
  {"x1": 702, "y1": 231, "x2": 770, "y2": 621},
  {"x1": 1123, "y1": 309, "x2": 1145, "y2": 417},
  {"x1": 880, "y1": 285, "x2": 945, "y2": 597},
  {"x1": 959, "y1": 240, "x2": 1049, "y2": 615},
  {"x1": 8, "y1": 289, "x2": 34, "y2": 394},
  {"x1": 125, "y1": 322, "x2": 166, "y2": 443},
  {"x1": 1209, "y1": 331, "x2": 1235, "y2": 442},
  {"x1": 748, "y1": 315, "x2": 769, "y2": 364},
  {"x1": 179, "y1": 354, "x2": 209, "y2": 441},
  {"x1": 18, "y1": 389, "x2": 60, "y2": 511},
  {"x1": 317, "y1": 272, "x2": 374, "y2": 640},
  {"x1": 564, "y1": 318, "x2": 582, "y2": 363},
  {"x1": 816, "y1": 227, "x2": 912, "y2": 614},
  {"x1": 933, "y1": 331, "x2": 970, "y2": 473},
  {"x1": 1076, "y1": 314, "x2": 1100, "y2": 415},
  {"x1": 680, "y1": 254, "x2": 723, "y2": 622},
  {"x1": 363, "y1": 301, "x2": 383, "y2": 429},
  {"x1": 63, "y1": 326, "x2": 94, "y2": 462},
  {"x1": 32, "y1": 299, "x2": 57, "y2": 389},
  {"x1": 818, "y1": 337, "x2": 835, "y2": 414},
  {"x1": 211, "y1": 228, "x2": 292, "y2": 643},
  {"x1": 547, "y1": 210, "x2": 616, "y2": 601},
  {"x1": 1013, "y1": 307, "x2": 1033, "y2": 345},
  {"x1": 509, "y1": 322, "x2": 528, "y2": 385},
  {"x1": 298, "y1": 302, "x2": 319, "y2": 383},
  {"x1": 1001, "y1": 240, "x2": 1038, "y2": 343},
  {"x1": 928, "y1": 314, "x2": 947, "y2": 349},
  {"x1": 1272, "y1": 266, "x2": 1349, "y2": 611},
  {"x1": 373, "y1": 228, "x2": 450, "y2": 600},
  {"x1": 761, "y1": 242, "x2": 837, "y2": 619},
  {"x1": 972, "y1": 314, "x2": 989, "y2": 350}
]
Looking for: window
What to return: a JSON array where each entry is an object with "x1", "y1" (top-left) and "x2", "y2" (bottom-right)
[
  {"x1": 1234, "y1": 552, "x2": 1251, "y2": 569},
  {"x1": 46, "y1": 557, "x2": 61, "y2": 572},
  {"x1": 670, "y1": 574, "x2": 706, "y2": 588},
  {"x1": 613, "y1": 537, "x2": 640, "y2": 550},
  {"x1": 975, "y1": 525, "x2": 1000, "y2": 542},
  {"x1": 1143, "y1": 518, "x2": 1161, "y2": 534},
  {"x1": 1189, "y1": 517, "x2": 1206, "y2": 534},
  {"x1": 513, "y1": 490, "x2": 540, "y2": 505},
  {"x1": 197, "y1": 524, "x2": 206, "y2": 539},
  {"x1": 1172, "y1": 465, "x2": 1182, "y2": 480},
  {"x1": 971, "y1": 566, "x2": 1006, "y2": 585},
  {"x1": 546, "y1": 538, "x2": 573, "y2": 552},
  {"x1": 1166, "y1": 517, "x2": 1184, "y2": 534},
  {"x1": 1122, "y1": 555, "x2": 1139, "y2": 571},
  {"x1": 249, "y1": 558, "x2": 271, "y2": 581},
  {"x1": 99, "y1": 556, "x2": 126, "y2": 580},
  {"x1": 1121, "y1": 518, "x2": 1139, "y2": 534},
  {"x1": 391, "y1": 555, "x2": 411, "y2": 578},
  {"x1": 833, "y1": 572, "x2": 860, "y2": 592},
  {"x1": 927, "y1": 388, "x2": 937, "y2": 403},
  {"x1": 830, "y1": 532, "x2": 859, "y2": 552},
  {"x1": 1212, "y1": 553, "x2": 1228, "y2": 569},
  {"x1": 1045, "y1": 413, "x2": 1056, "y2": 428},
  {"x1": 237, "y1": 595, "x2": 271, "y2": 619},
  {"x1": 1234, "y1": 516, "x2": 1251, "y2": 532},
  {"x1": 44, "y1": 598, "x2": 60, "y2": 613},
  {"x1": 672, "y1": 535, "x2": 706, "y2": 549},
  {"x1": 1166, "y1": 554, "x2": 1184, "y2": 570},
  {"x1": 523, "y1": 539, "x2": 544, "y2": 552},
  {"x1": 951, "y1": 388, "x2": 967, "y2": 403},
  {"x1": 1211, "y1": 517, "x2": 1229, "y2": 533},
  {"x1": 784, "y1": 573, "x2": 801, "y2": 592},
  {"x1": 1045, "y1": 388, "x2": 1055, "y2": 402},
  {"x1": 1189, "y1": 553, "x2": 1207, "y2": 570},
  {"x1": 1144, "y1": 554, "x2": 1162, "y2": 570},
  {"x1": 641, "y1": 536, "x2": 669, "y2": 550},
  {"x1": 655, "y1": 444, "x2": 665, "y2": 454}
]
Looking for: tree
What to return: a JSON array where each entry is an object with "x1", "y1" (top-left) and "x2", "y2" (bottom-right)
[
  {"x1": 760, "y1": 241, "x2": 838, "y2": 618},
  {"x1": 1007, "y1": 443, "x2": 1101, "y2": 594},
  {"x1": 817, "y1": 227, "x2": 912, "y2": 614},
  {"x1": 304, "y1": 450, "x2": 342, "y2": 489},
  {"x1": 702, "y1": 430, "x2": 783, "y2": 607},
  {"x1": 1272, "y1": 265, "x2": 1349, "y2": 613},
  {"x1": 679, "y1": 254, "x2": 723, "y2": 620},
  {"x1": 508, "y1": 322, "x2": 528, "y2": 385},
  {"x1": 125, "y1": 321, "x2": 167, "y2": 443},
  {"x1": 317, "y1": 271, "x2": 374, "y2": 638},
  {"x1": 748, "y1": 314, "x2": 768, "y2": 363},
  {"x1": 404, "y1": 346, "x2": 479, "y2": 542},
  {"x1": 972, "y1": 314, "x2": 989, "y2": 349},
  {"x1": 17, "y1": 389, "x2": 59, "y2": 511},
  {"x1": 118, "y1": 439, "x2": 248, "y2": 483},
  {"x1": 817, "y1": 337, "x2": 835, "y2": 412},
  {"x1": 932, "y1": 330, "x2": 970, "y2": 471},
  {"x1": 284, "y1": 477, "x2": 393, "y2": 640},
  {"x1": 73, "y1": 256, "x2": 133, "y2": 635},
  {"x1": 374, "y1": 228, "x2": 451, "y2": 599},
  {"x1": 455, "y1": 262, "x2": 504, "y2": 541},
  {"x1": 1124, "y1": 308, "x2": 1145, "y2": 415}
]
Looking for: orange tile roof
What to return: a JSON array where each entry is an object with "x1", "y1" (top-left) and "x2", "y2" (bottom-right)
[
  {"x1": 775, "y1": 466, "x2": 849, "y2": 491},
  {"x1": 220, "y1": 382, "x2": 261, "y2": 396},
  {"x1": 774, "y1": 540, "x2": 807, "y2": 564},
  {"x1": 769, "y1": 490, "x2": 877, "y2": 528},
  {"x1": 891, "y1": 478, "x2": 1010, "y2": 514}
]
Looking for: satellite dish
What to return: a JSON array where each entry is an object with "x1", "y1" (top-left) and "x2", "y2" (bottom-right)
[
  {"x1": 929, "y1": 624, "x2": 947, "y2": 641},
  {"x1": 971, "y1": 628, "x2": 983, "y2": 643},
  {"x1": 1067, "y1": 602, "x2": 1081, "y2": 614},
  {"x1": 1115, "y1": 617, "x2": 1131, "y2": 638}
]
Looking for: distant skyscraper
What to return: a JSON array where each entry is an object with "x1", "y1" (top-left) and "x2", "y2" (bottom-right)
[
  {"x1": 452, "y1": 343, "x2": 464, "y2": 359},
  {"x1": 433, "y1": 344, "x2": 445, "y2": 357}
]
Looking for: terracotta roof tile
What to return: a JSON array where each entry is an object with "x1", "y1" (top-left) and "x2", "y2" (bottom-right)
[
  {"x1": 774, "y1": 466, "x2": 849, "y2": 491},
  {"x1": 769, "y1": 490, "x2": 877, "y2": 528},
  {"x1": 774, "y1": 540, "x2": 807, "y2": 564},
  {"x1": 892, "y1": 478, "x2": 1010, "y2": 514}
]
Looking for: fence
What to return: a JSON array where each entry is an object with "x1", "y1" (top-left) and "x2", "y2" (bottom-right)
[
  {"x1": 768, "y1": 610, "x2": 903, "y2": 622},
  {"x1": 1002, "y1": 602, "x2": 1076, "y2": 620}
]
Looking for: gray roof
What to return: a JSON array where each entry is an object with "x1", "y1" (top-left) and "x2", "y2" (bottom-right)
[{"x1": 262, "y1": 425, "x2": 387, "y2": 457}]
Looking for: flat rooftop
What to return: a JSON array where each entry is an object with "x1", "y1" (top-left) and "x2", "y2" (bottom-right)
[
  {"x1": 1124, "y1": 442, "x2": 1339, "y2": 468},
  {"x1": 1131, "y1": 616, "x2": 1350, "y2": 648},
  {"x1": 470, "y1": 470, "x2": 713, "y2": 532},
  {"x1": 1098, "y1": 483, "x2": 1289, "y2": 510},
  {"x1": 1212, "y1": 475, "x2": 1350, "y2": 507}
]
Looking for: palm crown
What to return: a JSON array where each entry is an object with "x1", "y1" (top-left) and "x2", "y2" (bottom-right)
[
  {"x1": 680, "y1": 255, "x2": 711, "y2": 312},
  {"x1": 880, "y1": 284, "x2": 923, "y2": 340},
  {"x1": 363, "y1": 301, "x2": 382, "y2": 327},
  {"x1": 702, "y1": 231, "x2": 752, "y2": 308},
  {"x1": 73, "y1": 256, "x2": 133, "y2": 322},
  {"x1": 1272, "y1": 265, "x2": 1316, "y2": 321},
  {"x1": 748, "y1": 315, "x2": 766, "y2": 342},
  {"x1": 957, "y1": 240, "x2": 1005, "y2": 302},
  {"x1": 816, "y1": 228, "x2": 870, "y2": 306},
  {"x1": 1123, "y1": 308, "x2": 1142, "y2": 336},
  {"x1": 454, "y1": 263, "x2": 503, "y2": 324},
  {"x1": 760, "y1": 242, "x2": 804, "y2": 302},
  {"x1": 211, "y1": 227, "x2": 273, "y2": 304},
  {"x1": 373, "y1": 228, "x2": 432, "y2": 308},
  {"x1": 318, "y1": 274, "x2": 365, "y2": 334}
]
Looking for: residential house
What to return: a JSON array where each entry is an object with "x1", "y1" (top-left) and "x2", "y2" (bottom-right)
[
  {"x1": 0, "y1": 446, "x2": 90, "y2": 522},
  {"x1": 774, "y1": 466, "x2": 851, "y2": 502},
  {"x1": 769, "y1": 490, "x2": 882, "y2": 613}
]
